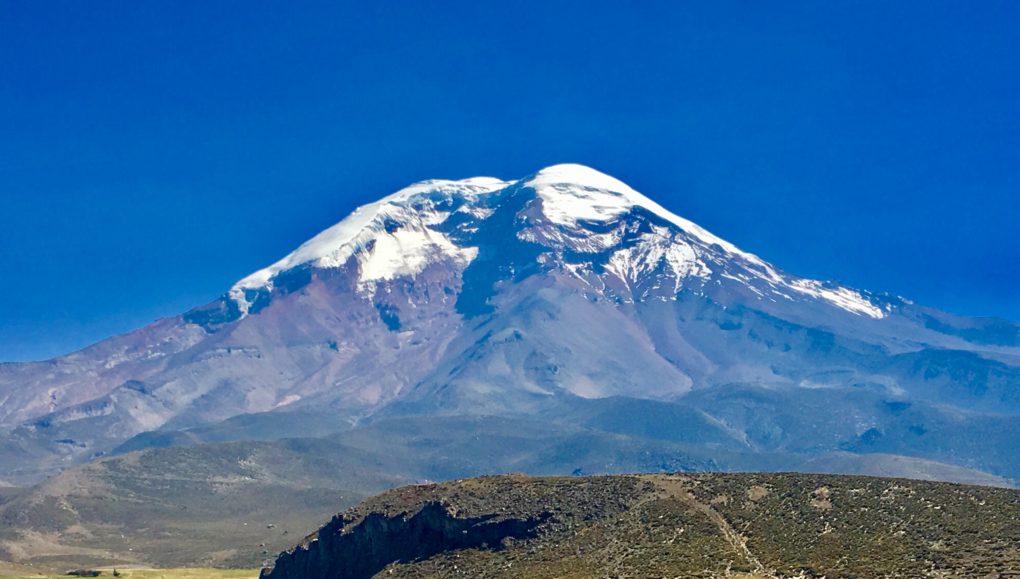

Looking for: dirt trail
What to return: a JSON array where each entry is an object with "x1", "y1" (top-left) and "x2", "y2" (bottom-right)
[{"x1": 642, "y1": 475, "x2": 776, "y2": 579}]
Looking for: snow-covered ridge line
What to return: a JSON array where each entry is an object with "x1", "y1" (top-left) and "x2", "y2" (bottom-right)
[
  {"x1": 525, "y1": 164, "x2": 762, "y2": 264},
  {"x1": 229, "y1": 176, "x2": 507, "y2": 312},
  {"x1": 523, "y1": 165, "x2": 884, "y2": 319},
  {"x1": 228, "y1": 163, "x2": 885, "y2": 319}
]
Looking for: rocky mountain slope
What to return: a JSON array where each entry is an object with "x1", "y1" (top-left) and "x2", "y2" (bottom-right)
[
  {"x1": 2, "y1": 164, "x2": 1019, "y2": 573},
  {"x1": 1, "y1": 163, "x2": 1018, "y2": 485},
  {"x1": 261, "y1": 473, "x2": 1020, "y2": 579}
]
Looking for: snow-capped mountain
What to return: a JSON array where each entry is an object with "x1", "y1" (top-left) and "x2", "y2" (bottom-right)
[
  {"x1": 2, "y1": 164, "x2": 1018, "y2": 485},
  {"x1": 229, "y1": 175, "x2": 510, "y2": 314},
  {"x1": 229, "y1": 164, "x2": 884, "y2": 319}
]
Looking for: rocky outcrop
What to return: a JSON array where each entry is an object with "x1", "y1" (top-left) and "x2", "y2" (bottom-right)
[
  {"x1": 260, "y1": 501, "x2": 549, "y2": 579},
  {"x1": 262, "y1": 473, "x2": 1020, "y2": 579}
]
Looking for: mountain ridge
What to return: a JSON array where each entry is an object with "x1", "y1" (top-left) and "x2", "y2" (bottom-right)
[
  {"x1": 1, "y1": 164, "x2": 1018, "y2": 487},
  {"x1": 226, "y1": 163, "x2": 887, "y2": 321}
]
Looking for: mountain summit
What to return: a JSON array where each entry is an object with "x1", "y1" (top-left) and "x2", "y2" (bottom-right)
[
  {"x1": 229, "y1": 163, "x2": 883, "y2": 320},
  {"x1": 1, "y1": 165, "x2": 1019, "y2": 486}
]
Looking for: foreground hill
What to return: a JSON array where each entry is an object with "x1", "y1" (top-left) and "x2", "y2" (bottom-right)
[
  {"x1": 0, "y1": 416, "x2": 1011, "y2": 571},
  {"x1": 2, "y1": 165, "x2": 1020, "y2": 487},
  {"x1": 262, "y1": 473, "x2": 1020, "y2": 579}
]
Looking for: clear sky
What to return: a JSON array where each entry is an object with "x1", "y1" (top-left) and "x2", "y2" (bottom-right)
[{"x1": 1, "y1": 1, "x2": 1018, "y2": 361}]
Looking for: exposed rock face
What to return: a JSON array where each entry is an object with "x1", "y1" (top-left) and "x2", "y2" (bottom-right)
[
  {"x1": 261, "y1": 502, "x2": 548, "y2": 579},
  {"x1": 262, "y1": 473, "x2": 1020, "y2": 579}
]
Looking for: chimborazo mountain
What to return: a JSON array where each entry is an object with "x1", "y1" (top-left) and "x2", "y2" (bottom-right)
[{"x1": 2, "y1": 164, "x2": 1020, "y2": 491}]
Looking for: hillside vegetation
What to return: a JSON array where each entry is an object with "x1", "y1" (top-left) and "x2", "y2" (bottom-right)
[
  {"x1": 263, "y1": 473, "x2": 1020, "y2": 579},
  {"x1": 1, "y1": 416, "x2": 1011, "y2": 571}
]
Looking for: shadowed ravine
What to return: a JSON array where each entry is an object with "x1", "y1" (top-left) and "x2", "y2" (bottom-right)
[{"x1": 260, "y1": 501, "x2": 549, "y2": 579}]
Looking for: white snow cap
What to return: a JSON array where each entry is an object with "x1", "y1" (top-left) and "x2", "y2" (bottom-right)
[
  {"x1": 229, "y1": 176, "x2": 507, "y2": 310},
  {"x1": 525, "y1": 164, "x2": 755, "y2": 258},
  {"x1": 525, "y1": 164, "x2": 883, "y2": 318},
  {"x1": 228, "y1": 164, "x2": 885, "y2": 319}
]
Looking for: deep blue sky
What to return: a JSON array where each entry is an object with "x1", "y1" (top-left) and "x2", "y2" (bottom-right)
[{"x1": 1, "y1": 1, "x2": 1018, "y2": 361}]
